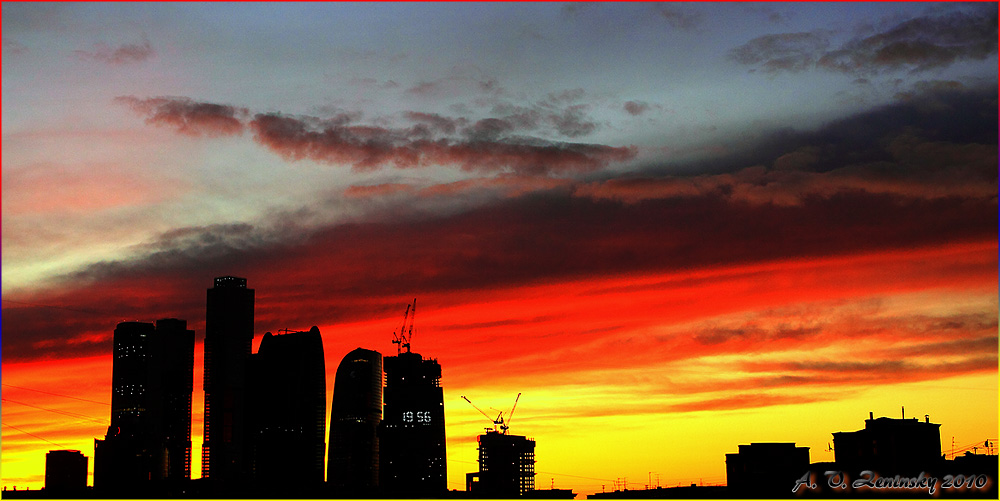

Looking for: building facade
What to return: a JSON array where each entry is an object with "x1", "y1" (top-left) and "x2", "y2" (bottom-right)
[
  {"x1": 832, "y1": 413, "x2": 942, "y2": 475},
  {"x1": 247, "y1": 328, "x2": 327, "y2": 489},
  {"x1": 725, "y1": 442, "x2": 809, "y2": 497},
  {"x1": 202, "y1": 276, "x2": 255, "y2": 484},
  {"x1": 45, "y1": 450, "x2": 88, "y2": 493},
  {"x1": 328, "y1": 347, "x2": 383, "y2": 492},
  {"x1": 468, "y1": 431, "x2": 536, "y2": 497},
  {"x1": 379, "y1": 351, "x2": 447, "y2": 495},
  {"x1": 93, "y1": 319, "x2": 194, "y2": 491}
]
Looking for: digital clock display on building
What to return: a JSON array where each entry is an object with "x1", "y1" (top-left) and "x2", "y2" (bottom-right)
[{"x1": 401, "y1": 410, "x2": 432, "y2": 424}]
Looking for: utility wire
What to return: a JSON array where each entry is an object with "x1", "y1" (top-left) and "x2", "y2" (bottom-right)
[
  {"x1": 2, "y1": 423, "x2": 67, "y2": 449},
  {"x1": 2, "y1": 383, "x2": 109, "y2": 406},
  {"x1": 2, "y1": 398, "x2": 108, "y2": 425}
]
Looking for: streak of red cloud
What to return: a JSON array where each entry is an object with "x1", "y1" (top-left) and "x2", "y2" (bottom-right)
[
  {"x1": 344, "y1": 183, "x2": 416, "y2": 198},
  {"x1": 116, "y1": 96, "x2": 248, "y2": 137},
  {"x1": 250, "y1": 113, "x2": 636, "y2": 173},
  {"x1": 417, "y1": 176, "x2": 574, "y2": 198}
]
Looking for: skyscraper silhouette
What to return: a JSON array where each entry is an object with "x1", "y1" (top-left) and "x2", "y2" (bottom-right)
[
  {"x1": 247, "y1": 328, "x2": 327, "y2": 490},
  {"x1": 328, "y1": 347, "x2": 383, "y2": 493},
  {"x1": 202, "y1": 276, "x2": 254, "y2": 485},
  {"x1": 380, "y1": 350, "x2": 447, "y2": 495},
  {"x1": 93, "y1": 319, "x2": 194, "y2": 492}
]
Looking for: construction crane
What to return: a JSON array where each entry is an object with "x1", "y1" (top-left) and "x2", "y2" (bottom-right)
[
  {"x1": 462, "y1": 393, "x2": 521, "y2": 435},
  {"x1": 391, "y1": 298, "x2": 416, "y2": 354},
  {"x1": 462, "y1": 395, "x2": 503, "y2": 433},
  {"x1": 506, "y1": 392, "x2": 521, "y2": 432}
]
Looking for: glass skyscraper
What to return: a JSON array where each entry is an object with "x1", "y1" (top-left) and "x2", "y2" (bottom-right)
[{"x1": 328, "y1": 347, "x2": 383, "y2": 492}]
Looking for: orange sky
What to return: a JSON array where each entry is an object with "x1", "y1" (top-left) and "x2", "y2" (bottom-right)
[
  {"x1": 3, "y1": 240, "x2": 996, "y2": 495},
  {"x1": 3, "y1": 4, "x2": 997, "y2": 496}
]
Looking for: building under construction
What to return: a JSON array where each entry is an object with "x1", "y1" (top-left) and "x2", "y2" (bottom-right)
[
  {"x1": 379, "y1": 299, "x2": 448, "y2": 496},
  {"x1": 467, "y1": 431, "x2": 536, "y2": 497},
  {"x1": 463, "y1": 394, "x2": 538, "y2": 497}
]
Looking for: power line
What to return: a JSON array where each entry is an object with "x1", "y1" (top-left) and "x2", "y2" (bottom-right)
[
  {"x1": 534, "y1": 469, "x2": 615, "y2": 482},
  {"x1": 2, "y1": 398, "x2": 108, "y2": 425},
  {"x1": 2, "y1": 423, "x2": 67, "y2": 449},
  {"x1": 2, "y1": 383, "x2": 109, "y2": 406}
]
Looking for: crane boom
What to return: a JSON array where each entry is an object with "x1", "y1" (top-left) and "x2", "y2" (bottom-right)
[
  {"x1": 506, "y1": 392, "x2": 521, "y2": 429},
  {"x1": 405, "y1": 298, "x2": 416, "y2": 352},
  {"x1": 391, "y1": 300, "x2": 419, "y2": 354},
  {"x1": 462, "y1": 395, "x2": 500, "y2": 428}
]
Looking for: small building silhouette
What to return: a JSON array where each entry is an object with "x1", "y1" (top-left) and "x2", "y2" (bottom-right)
[
  {"x1": 725, "y1": 442, "x2": 809, "y2": 497},
  {"x1": 832, "y1": 412, "x2": 942, "y2": 475},
  {"x1": 44, "y1": 450, "x2": 87, "y2": 493}
]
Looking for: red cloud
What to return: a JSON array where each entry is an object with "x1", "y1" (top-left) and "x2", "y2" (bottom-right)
[
  {"x1": 116, "y1": 96, "x2": 247, "y2": 137},
  {"x1": 343, "y1": 183, "x2": 416, "y2": 198},
  {"x1": 574, "y1": 136, "x2": 997, "y2": 205},
  {"x1": 250, "y1": 113, "x2": 636, "y2": 174}
]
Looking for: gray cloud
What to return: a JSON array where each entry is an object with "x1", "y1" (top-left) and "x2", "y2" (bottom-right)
[
  {"x1": 657, "y1": 5, "x2": 703, "y2": 30},
  {"x1": 732, "y1": 8, "x2": 998, "y2": 75},
  {"x1": 624, "y1": 101, "x2": 651, "y2": 116},
  {"x1": 74, "y1": 38, "x2": 155, "y2": 65}
]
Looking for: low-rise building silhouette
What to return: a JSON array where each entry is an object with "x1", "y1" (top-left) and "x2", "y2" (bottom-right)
[
  {"x1": 725, "y1": 442, "x2": 809, "y2": 497},
  {"x1": 44, "y1": 450, "x2": 87, "y2": 494},
  {"x1": 832, "y1": 412, "x2": 942, "y2": 475}
]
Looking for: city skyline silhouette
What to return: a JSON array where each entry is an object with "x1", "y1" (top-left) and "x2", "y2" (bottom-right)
[
  {"x1": 2, "y1": 277, "x2": 997, "y2": 498},
  {"x1": 2, "y1": 2, "x2": 997, "y2": 498}
]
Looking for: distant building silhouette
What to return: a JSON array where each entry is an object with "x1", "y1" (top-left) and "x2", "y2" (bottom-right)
[
  {"x1": 466, "y1": 431, "x2": 536, "y2": 497},
  {"x1": 93, "y1": 319, "x2": 194, "y2": 492},
  {"x1": 380, "y1": 350, "x2": 447, "y2": 495},
  {"x1": 247, "y1": 328, "x2": 327, "y2": 490},
  {"x1": 587, "y1": 485, "x2": 726, "y2": 499},
  {"x1": 832, "y1": 412, "x2": 941, "y2": 475},
  {"x1": 725, "y1": 442, "x2": 809, "y2": 498},
  {"x1": 327, "y1": 347, "x2": 383, "y2": 493},
  {"x1": 201, "y1": 276, "x2": 255, "y2": 485},
  {"x1": 45, "y1": 450, "x2": 87, "y2": 494}
]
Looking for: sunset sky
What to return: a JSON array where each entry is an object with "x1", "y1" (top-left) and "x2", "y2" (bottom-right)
[{"x1": 2, "y1": 2, "x2": 998, "y2": 496}]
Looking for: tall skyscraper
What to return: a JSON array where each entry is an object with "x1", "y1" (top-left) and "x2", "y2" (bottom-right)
[
  {"x1": 202, "y1": 276, "x2": 254, "y2": 484},
  {"x1": 379, "y1": 350, "x2": 447, "y2": 495},
  {"x1": 247, "y1": 328, "x2": 327, "y2": 490},
  {"x1": 93, "y1": 319, "x2": 194, "y2": 492},
  {"x1": 328, "y1": 347, "x2": 383, "y2": 492}
]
